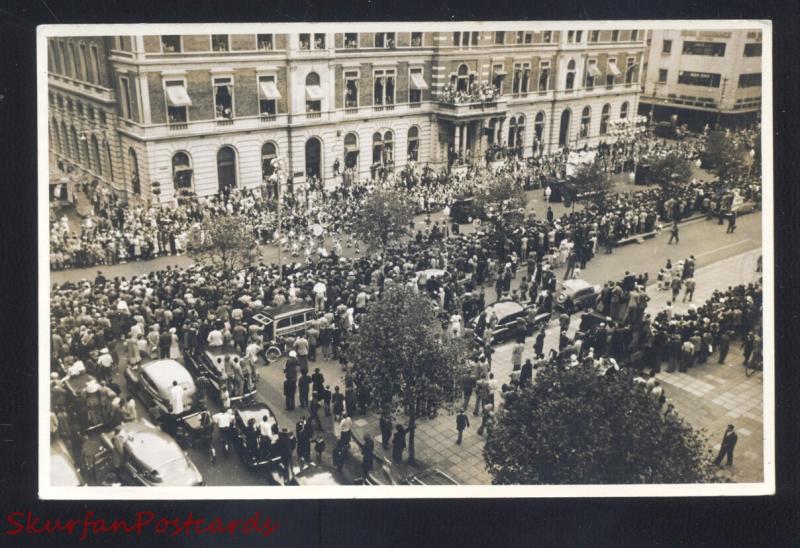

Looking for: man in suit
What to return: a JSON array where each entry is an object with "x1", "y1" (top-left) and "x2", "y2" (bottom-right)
[
  {"x1": 714, "y1": 424, "x2": 738, "y2": 466},
  {"x1": 533, "y1": 329, "x2": 546, "y2": 359},
  {"x1": 456, "y1": 409, "x2": 470, "y2": 445},
  {"x1": 717, "y1": 331, "x2": 731, "y2": 364}
]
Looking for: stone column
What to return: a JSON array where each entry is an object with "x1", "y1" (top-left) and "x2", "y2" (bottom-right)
[
  {"x1": 497, "y1": 119, "x2": 505, "y2": 146},
  {"x1": 463, "y1": 122, "x2": 470, "y2": 161},
  {"x1": 453, "y1": 123, "x2": 461, "y2": 157}
]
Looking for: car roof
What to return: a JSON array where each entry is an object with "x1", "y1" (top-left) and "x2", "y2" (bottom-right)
[
  {"x1": 294, "y1": 464, "x2": 349, "y2": 486},
  {"x1": 120, "y1": 421, "x2": 185, "y2": 470},
  {"x1": 263, "y1": 302, "x2": 315, "y2": 319},
  {"x1": 141, "y1": 360, "x2": 194, "y2": 389},
  {"x1": 487, "y1": 301, "x2": 524, "y2": 318},
  {"x1": 236, "y1": 402, "x2": 275, "y2": 425},
  {"x1": 561, "y1": 279, "x2": 592, "y2": 292}
]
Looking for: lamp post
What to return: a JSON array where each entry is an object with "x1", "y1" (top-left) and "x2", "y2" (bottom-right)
[
  {"x1": 715, "y1": 77, "x2": 728, "y2": 129},
  {"x1": 270, "y1": 156, "x2": 287, "y2": 282}
]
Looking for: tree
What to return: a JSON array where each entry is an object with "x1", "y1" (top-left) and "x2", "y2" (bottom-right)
[
  {"x1": 349, "y1": 285, "x2": 469, "y2": 464},
  {"x1": 473, "y1": 176, "x2": 529, "y2": 259},
  {"x1": 648, "y1": 153, "x2": 694, "y2": 192},
  {"x1": 702, "y1": 130, "x2": 747, "y2": 182},
  {"x1": 484, "y1": 366, "x2": 722, "y2": 484},
  {"x1": 186, "y1": 214, "x2": 259, "y2": 279},
  {"x1": 569, "y1": 162, "x2": 612, "y2": 209},
  {"x1": 351, "y1": 188, "x2": 416, "y2": 256}
]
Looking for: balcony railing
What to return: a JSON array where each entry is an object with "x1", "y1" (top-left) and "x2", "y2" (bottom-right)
[
  {"x1": 215, "y1": 119, "x2": 234, "y2": 127},
  {"x1": 305, "y1": 112, "x2": 321, "y2": 119},
  {"x1": 260, "y1": 114, "x2": 277, "y2": 123},
  {"x1": 344, "y1": 107, "x2": 359, "y2": 115},
  {"x1": 168, "y1": 122, "x2": 188, "y2": 131}
]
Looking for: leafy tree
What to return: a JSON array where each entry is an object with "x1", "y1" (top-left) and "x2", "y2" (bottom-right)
[
  {"x1": 473, "y1": 176, "x2": 529, "y2": 259},
  {"x1": 702, "y1": 130, "x2": 747, "y2": 182},
  {"x1": 186, "y1": 214, "x2": 259, "y2": 279},
  {"x1": 648, "y1": 153, "x2": 694, "y2": 192},
  {"x1": 350, "y1": 285, "x2": 469, "y2": 464},
  {"x1": 569, "y1": 162, "x2": 613, "y2": 209},
  {"x1": 484, "y1": 366, "x2": 722, "y2": 484},
  {"x1": 351, "y1": 188, "x2": 416, "y2": 257}
]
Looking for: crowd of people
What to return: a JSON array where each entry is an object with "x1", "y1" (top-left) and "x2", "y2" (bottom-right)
[{"x1": 435, "y1": 81, "x2": 501, "y2": 105}]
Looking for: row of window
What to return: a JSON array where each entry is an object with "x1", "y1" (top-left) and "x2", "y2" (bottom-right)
[
  {"x1": 661, "y1": 39, "x2": 761, "y2": 57},
  {"x1": 49, "y1": 93, "x2": 109, "y2": 125},
  {"x1": 50, "y1": 119, "x2": 115, "y2": 182},
  {"x1": 48, "y1": 39, "x2": 103, "y2": 86}
]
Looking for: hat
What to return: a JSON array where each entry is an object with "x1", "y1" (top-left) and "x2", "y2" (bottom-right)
[
  {"x1": 289, "y1": 351, "x2": 297, "y2": 358},
  {"x1": 100, "y1": 347, "x2": 109, "y2": 354},
  {"x1": 169, "y1": 327, "x2": 176, "y2": 334}
]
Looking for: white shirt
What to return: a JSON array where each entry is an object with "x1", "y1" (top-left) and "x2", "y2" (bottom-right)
[
  {"x1": 313, "y1": 282, "x2": 327, "y2": 299},
  {"x1": 207, "y1": 330, "x2": 224, "y2": 347},
  {"x1": 213, "y1": 412, "x2": 233, "y2": 429},
  {"x1": 340, "y1": 416, "x2": 352, "y2": 433},
  {"x1": 169, "y1": 384, "x2": 184, "y2": 414}
]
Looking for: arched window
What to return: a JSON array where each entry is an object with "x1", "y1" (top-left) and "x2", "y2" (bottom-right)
[
  {"x1": 91, "y1": 135, "x2": 102, "y2": 175},
  {"x1": 534, "y1": 112, "x2": 545, "y2": 143},
  {"x1": 620, "y1": 101, "x2": 629, "y2": 119},
  {"x1": 344, "y1": 132, "x2": 359, "y2": 168},
  {"x1": 407, "y1": 126, "x2": 419, "y2": 161},
  {"x1": 516, "y1": 115, "x2": 525, "y2": 151},
  {"x1": 558, "y1": 109, "x2": 571, "y2": 147},
  {"x1": 217, "y1": 146, "x2": 237, "y2": 193},
  {"x1": 129, "y1": 148, "x2": 140, "y2": 194},
  {"x1": 81, "y1": 133, "x2": 90, "y2": 169},
  {"x1": 372, "y1": 131, "x2": 393, "y2": 166},
  {"x1": 47, "y1": 42, "x2": 55, "y2": 73},
  {"x1": 456, "y1": 64, "x2": 470, "y2": 93},
  {"x1": 508, "y1": 116, "x2": 517, "y2": 148},
  {"x1": 580, "y1": 106, "x2": 591, "y2": 138},
  {"x1": 75, "y1": 43, "x2": 87, "y2": 81},
  {"x1": 383, "y1": 130, "x2": 394, "y2": 164},
  {"x1": 91, "y1": 45, "x2": 101, "y2": 85},
  {"x1": 305, "y1": 72, "x2": 322, "y2": 113},
  {"x1": 81, "y1": 44, "x2": 94, "y2": 83},
  {"x1": 172, "y1": 151, "x2": 193, "y2": 191},
  {"x1": 105, "y1": 141, "x2": 114, "y2": 181},
  {"x1": 600, "y1": 103, "x2": 611, "y2": 135},
  {"x1": 565, "y1": 60, "x2": 576, "y2": 90},
  {"x1": 304, "y1": 137, "x2": 322, "y2": 179},
  {"x1": 261, "y1": 142, "x2": 277, "y2": 179}
]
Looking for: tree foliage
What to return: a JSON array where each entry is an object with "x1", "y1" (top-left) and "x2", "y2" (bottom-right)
[
  {"x1": 349, "y1": 285, "x2": 469, "y2": 463},
  {"x1": 186, "y1": 214, "x2": 259, "y2": 278},
  {"x1": 484, "y1": 366, "x2": 722, "y2": 484},
  {"x1": 648, "y1": 153, "x2": 694, "y2": 192},
  {"x1": 473, "y1": 175, "x2": 529, "y2": 231},
  {"x1": 702, "y1": 130, "x2": 747, "y2": 182},
  {"x1": 351, "y1": 188, "x2": 416, "y2": 255},
  {"x1": 569, "y1": 162, "x2": 613, "y2": 209}
]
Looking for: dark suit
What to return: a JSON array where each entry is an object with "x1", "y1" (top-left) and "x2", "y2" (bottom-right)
[{"x1": 714, "y1": 429, "x2": 738, "y2": 466}]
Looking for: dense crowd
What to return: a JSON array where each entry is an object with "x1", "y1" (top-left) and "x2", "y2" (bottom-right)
[{"x1": 436, "y1": 81, "x2": 501, "y2": 105}]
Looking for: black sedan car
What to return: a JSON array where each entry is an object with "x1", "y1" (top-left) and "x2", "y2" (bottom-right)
[
  {"x1": 185, "y1": 347, "x2": 257, "y2": 404},
  {"x1": 472, "y1": 301, "x2": 551, "y2": 345},
  {"x1": 230, "y1": 401, "x2": 283, "y2": 472},
  {"x1": 554, "y1": 279, "x2": 602, "y2": 314},
  {"x1": 449, "y1": 196, "x2": 485, "y2": 224}
]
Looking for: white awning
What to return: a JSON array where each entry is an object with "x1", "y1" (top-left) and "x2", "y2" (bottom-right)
[
  {"x1": 165, "y1": 84, "x2": 192, "y2": 107},
  {"x1": 410, "y1": 72, "x2": 429, "y2": 90},
  {"x1": 587, "y1": 64, "x2": 601, "y2": 77},
  {"x1": 259, "y1": 80, "x2": 281, "y2": 100},
  {"x1": 607, "y1": 62, "x2": 621, "y2": 77},
  {"x1": 305, "y1": 85, "x2": 324, "y2": 101},
  {"x1": 493, "y1": 68, "x2": 507, "y2": 76}
]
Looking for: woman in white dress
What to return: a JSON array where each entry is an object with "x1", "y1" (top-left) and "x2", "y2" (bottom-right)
[{"x1": 169, "y1": 327, "x2": 181, "y2": 360}]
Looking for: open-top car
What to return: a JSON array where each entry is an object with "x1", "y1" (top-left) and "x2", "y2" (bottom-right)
[
  {"x1": 554, "y1": 279, "x2": 601, "y2": 314},
  {"x1": 471, "y1": 300, "x2": 551, "y2": 345},
  {"x1": 185, "y1": 347, "x2": 257, "y2": 404},
  {"x1": 125, "y1": 359, "x2": 197, "y2": 418},
  {"x1": 231, "y1": 400, "x2": 283, "y2": 472},
  {"x1": 403, "y1": 468, "x2": 460, "y2": 486},
  {"x1": 98, "y1": 418, "x2": 204, "y2": 486}
]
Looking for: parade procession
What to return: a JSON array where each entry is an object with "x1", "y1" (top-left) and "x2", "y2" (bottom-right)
[{"x1": 43, "y1": 22, "x2": 767, "y2": 491}]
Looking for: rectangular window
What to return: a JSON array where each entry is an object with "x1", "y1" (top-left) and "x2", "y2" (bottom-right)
[
  {"x1": 453, "y1": 32, "x2": 461, "y2": 46},
  {"x1": 119, "y1": 76, "x2": 133, "y2": 119},
  {"x1": 589, "y1": 30, "x2": 599, "y2": 42},
  {"x1": 575, "y1": 30, "x2": 583, "y2": 42},
  {"x1": 586, "y1": 59, "x2": 599, "y2": 89},
  {"x1": 471, "y1": 32, "x2": 479, "y2": 46},
  {"x1": 258, "y1": 75, "x2": 279, "y2": 115},
  {"x1": 606, "y1": 58, "x2": 617, "y2": 88},
  {"x1": 524, "y1": 32, "x2": 533, "y2": 44},
  {"x1": 681, "y1": 41, "x2": 726, "y2": 57},
  {"x1": 211, "y1": 34, "x2": 229, "y2": 51},
  {"x1": 345, "y1": 33, "x2": 358, "y2": 48},
  {"x1": 408, "y1": 67, "x2": 425, "y2": 104},
  {"x1": 213, "y1": 77, "x2": 234, "y2": 119},
  {"x1": 567, "y1": 30, "x2": 574, "y2": 43},
  {"x1": 373, "y1": 68, "x2": 396, "y2": 106},
  {"x1": 738, "y1": 73, "x2": 761, "y2": 88},
  {"x1": 625, "y1": 56, "x2": 637, "y2": 84},
  {"x1": 495, "y1": 31, "x2": 505, "y2": 44},
  {"x1": 299, "y1": 34, "x2": 310, "y2": 50},
  {"x1": 516, "y1": 31, "x2": 524, "y2": 44},
  {"x1": 160, "y1": 35, "x2": 181, "y2": 53},
  {"x1": 743, "y1": 43, "x2": 762, "y2": 57},
  {"x1": 375, "y1": 32, "x2": 395, "y2": 48},
  {"x1": 164, "y1": 80, "x2": 189, "y2": 123},
  {"x1": 512, "y1": 62, "x2": 531, "y2": 94},
  {"x1": 658, "y1": 69, "x2": 668, "y2": 83},
  {"x1": 611, "y1": 30, "x2": 619, "y2": 41},
  {"x1": 631, "y1": 29, "x2": 639, "y2": 41},
  {"x1": 662, "y1": 39, "x2": 672, "y2": 54},
  {"x1": 344, "y1": 70, "x2": 359, "y2": 108},
  {"x1": 257, "y1": 34, "x2": 274, "y2": 51},
  {"x1": 411, "y1": 32, "x2": 423, "y2": 47},
  {"x1": 492, "y1": 63, "x2": 506, "y2": 94},
  {"x1": 677, "y1": 71, "x2": 722, "y2": 87},
  {"x1": 314, "y1": 33, "x2": 326, "y2": 49},
  {"x1": 543, "y1": 31, "x2": 552, "y2": 43},
  {"x1": 462, "y1": 32, "x2": 471, "y2": 46},
  {"x1": 538, "y1": 61, "x2": 550, "y2": 91}
]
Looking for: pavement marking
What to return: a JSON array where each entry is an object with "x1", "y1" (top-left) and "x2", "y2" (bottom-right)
[{"x1": 694, "y1": 238, "x2": 755, "y2": 259}]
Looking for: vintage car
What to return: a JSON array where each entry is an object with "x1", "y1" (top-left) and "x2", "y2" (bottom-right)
[
  {"x1": 98, "y1": 419, "x2": 204, "y2": 486},
  {"x1": 403, "y1": 468, "x2": 460, "y2": 486},
  {"x1": 290, "y1": 462, "x2": 350, "y2": 486},
  {"x1": 50, "y1": 439, "x2": 84, "y2": 487},
  {"x1": 471, "y1": 300, "x2": 551, "y2": 345},
  {"x1": 449, "y1": 197, "x2": 485, "y2": 224},
  {"x1": 62, "y1": 372, "x2": 109, "y2": 433},
  {"x1": 251, "y1": 302, "x2": 316, "y2": 344},
  {"x1": 554, "y1": 279, "x2": 602, "y2": 314},
  {"x1": 185, "y1": 347, "x2": 257, "y2": 404},
  {"x1": 124, "y1": 359, "x2": 197, "y2": 418},
  {"x1": 231, "y1": 401, "x2": 283, "y2": 471}
]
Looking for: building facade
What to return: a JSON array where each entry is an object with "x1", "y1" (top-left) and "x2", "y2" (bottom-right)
[
  {"x1": 47, "y1": 27, "x2": 645, "y2": 202},
  {"x1": 639, "y1": 28, "x2": 763, "y2": 129}
]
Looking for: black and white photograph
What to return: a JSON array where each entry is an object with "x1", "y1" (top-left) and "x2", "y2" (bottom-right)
[{"x1": 38, "y1": 20, "x2": 773, "y2": 498}]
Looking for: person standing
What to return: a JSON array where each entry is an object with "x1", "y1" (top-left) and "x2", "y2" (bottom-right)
[
  {"x1": 379, "y1": 413, "x2": 393, "y2": 450},
  {"x1": 360, "y1": 432, "x2": 375, "y2": 480},
  {"x1": 456, "y1": 409, "x2": 470, "y2": 445},
  {"x1": 295, "y1": 418, "x2": 312, "y2": 463},
  {"x1": 726, "y1": 213, "x2": 737, "y2": 234},
  {"x1": 545, "y1": 186, "x2": 552, "y2": 204},
  {"x1": 339, "y1": 412, "x2": 352, "y2": 448},
  {"x1": 671, "y1": 276, "x2": 682, "y2": 303},
  {"x1": 713, "y1": 424, "x2": 738, "y2": 466},
  {"x1": 511, "y1": 341, "x2": 525, "y2": 372},
  {"x1": 534, "y1": 329, "x2": 546, "y2": 359},
  {"x1": 462, "y1": 373, "x2": 476, "y2": 411},
  {"x1": 717, "y1": 330, "x2": 731, "y2": 364},
  {"x1": 298, "y1": 371, "x2": 311, "y2": 409},
  {"x1": 668, "y1": 221, "x2": 679, "y2": 245},
  {"x1": 283, "y1": 376, "x2": 297, "y2": 411},
  {"x1": 391, "y1": 424, "x2": 409, "y2": 462},
  {"x1": 682, "y1": 278, "x2": 696, "y2": 302},
  {"x1": 294, "y1": 334, "x2": 310, "y2": 375},
  {"x1": 309, "y1": 396, "x2": 324, "y2": 431}
]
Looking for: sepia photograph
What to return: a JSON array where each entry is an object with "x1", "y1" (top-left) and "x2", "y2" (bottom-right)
[{"x1": 38, "y1": 20, "x2": 773, "y2": 498}]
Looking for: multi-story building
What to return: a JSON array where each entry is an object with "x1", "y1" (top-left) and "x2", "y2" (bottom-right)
[
  {"x1": 47, "y1": 26, "x2": 645, "y2": 201},
  {"x1": 639, "y1": 28, "x2": 763, "y2": 129}
]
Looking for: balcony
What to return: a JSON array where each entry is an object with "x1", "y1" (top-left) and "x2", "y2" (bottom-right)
[
  {"x1": 344, "y1": 107, "x2": 359, "y2": 115},
  {"x1": 168, "y1": 122, "x2": 188, "y2": 131},
  {"x1": 433, "y1": 97, "x2": 508, "y2": 120},
  {"x1": 215, "y1": 118, "x2": 234, "y2": 127},
  {"x1": 260, "y1": 114, "x2": 277, "y2": 123}
]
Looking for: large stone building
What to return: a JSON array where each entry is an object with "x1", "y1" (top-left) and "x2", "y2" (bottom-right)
[
  {"x1": 639, "y1": 28, "x2": 763, "y2": 129},
  {"x1": 47, "y1": 26, "x2": 645, "y2": 201}
]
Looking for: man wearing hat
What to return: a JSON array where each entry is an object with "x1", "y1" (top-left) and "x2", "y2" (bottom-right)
[{"x1": 97, "y1": 348, "x2": 114, "y2": 383}]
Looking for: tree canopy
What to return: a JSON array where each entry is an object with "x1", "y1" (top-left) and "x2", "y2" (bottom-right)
[
  {"x1": 569, "y1": 162, "x2": 612, "y2": 209},
  {"x1": 702, "y1": 130, "x2": 748, "y2": 182},
  {"x1": 349, "y1": 285, "x2": 468, "y2": 463},
  {"x1": 473, "y1": 175, "x2": 529, "y2": 231},
  {"x1": 186, "y1": 214, "x2": 260, "y2": 278},
  {"x1": 351, "y1": 188, "x2": 416, "y2": 256},
  {"x1": 648, "y1": 153, "x2": 694, "y2": 191},
  {"x1": 484, "y1": 365, "x2": 721, "y2": 484}
]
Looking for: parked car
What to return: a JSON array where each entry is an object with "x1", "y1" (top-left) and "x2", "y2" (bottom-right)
[
  {"x1": 449, "y1": 197, "x2": 485, "y2": 224},
  {"x1": 554, "y1": 279, "x2": 601, "y2": 314},
  {"x1": 50, "y1": 439, "x2": 84, "y2": 487},
  {"x1": 185, "y1": 347, "x2": 257, "y2": 404},
  {"x1": 404, "y1": 468, "x2": 460, "y2": 486},
  {"x1": 125, "y1": 359, "x2": 197, "y2": 418},
  {"x1": 98, "y1": 419, "x2": 204, "y2": 486},
  {"x1": 290, "y1": 462, "x2": 351, "y2": 486},
  {"x1": 230, "y1": 401, "x2": 283, "y2": 472},
  {"x1": 251, "y1": 302, "x2": 316, "y2": 344},
  {"x1": 471, "y1": 300, "x2": 551, "y2": 345}
]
